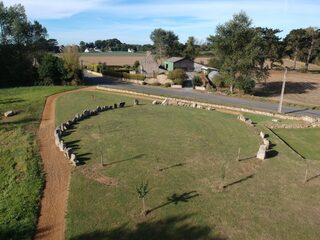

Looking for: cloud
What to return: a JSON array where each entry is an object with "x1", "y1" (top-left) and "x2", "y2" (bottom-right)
[{"x1": 3, "y1": 0, "x2": 105, "y2": 19}]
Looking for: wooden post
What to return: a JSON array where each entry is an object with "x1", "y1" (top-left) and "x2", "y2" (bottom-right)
[{"x1": 236, "y1": 148, "x2": 241, "y2": 161}]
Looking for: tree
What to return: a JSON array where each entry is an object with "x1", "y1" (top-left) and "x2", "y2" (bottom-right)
[
  {"x1": 79, "y1": 41, "x2": 86, "y2": 52},
  {"x1": 150, "y1": 28, "x2": 180, "y2": 60},
  {"x1": 304, "y1": 27, "x2": 320, "y2": 70},
  {"x1": 255, "y1": 27, "x2": 283, "y2": 71},
  {"x1": 136, "y1": 181, "x2": 149, "y2": 215},
  {"x1": 37, "y1": 54, "x2": 65, "y2": 85},
  {"x1": 184, "y1": 36, "x2": 199, "y2": 60},
  {"x1": 61, "y1": 45, "x2": 82, "y2": 84},
  {"x1": 207, "y1": 11, "x2": 267, "y2": 93},
  {"x1": 284, "y1": 28, "x2": 308, "y2": 70}
]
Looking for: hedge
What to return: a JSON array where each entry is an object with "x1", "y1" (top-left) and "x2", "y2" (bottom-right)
[{"x1": 101, "y1": 69, "x2": 145, "y2": 80}]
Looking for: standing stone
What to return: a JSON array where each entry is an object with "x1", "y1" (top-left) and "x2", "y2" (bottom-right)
[
  {"x1": 161, "y1": 98, "x2": 169, "y2": 106},
  {"x1": 119, "y1": 102, "x2": 126, "y2": 108},
  {"x1": 152, "y1": 100, "x2": 159, "y2": 105},
  {"x1": 114, "y1": 103, "x2": 118, "y2": 109},
  {"x1": 260, "y1": 131, "x2": 265, "y2": 139},
  {"x1": 59, "y1": 142, "x2": 65, "y2": 152},
  {"x1": 256, "y1": 144, "x2": 267, "y2": 160},
  {"x1": 4, "y1": 111, "x2": 16, "y2": 117},
  {"x1": 191, "y1": 103, "x2": 197, "y2": 108},
  {"x1": 263, "y1": 138, "x2": 270, "y2": 150},
  {"x1": 238, "y1": 114, "x2": 246, "y2": 122},
  {"x1": 133, "y1": 99, "x2": 139, "y2": 106}
]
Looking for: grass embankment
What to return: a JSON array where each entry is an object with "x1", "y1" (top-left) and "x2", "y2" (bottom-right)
[
  {"x1": 55, "y1": 91, "x2": 320, "y2": 240},
  {"x1": 0, "y1": 86, "x2": 77, "y2": 240}
]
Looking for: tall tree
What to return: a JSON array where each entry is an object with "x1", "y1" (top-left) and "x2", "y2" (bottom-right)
[
  {"x1": 61, "y1": 45, "x2": 82, "y2": 84},
  {"x1": 184, "y1": 36, "x2": 199, "y2": 60},
  {"x1": 284, "y1": 28, "x2": 308, "y2": 70},
  {"x1": 208, "y1": 11, "x2": 267, "y2": 93},
  {"x1": 150, "y1": 28, "x2": 180, "y2": 60},
  {"x1": 304, "y1": 27, "x2": 320, "y2": 70}
]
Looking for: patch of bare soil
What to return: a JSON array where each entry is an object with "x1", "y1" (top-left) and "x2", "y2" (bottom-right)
[
  {"x1": 257, "y1": 70, "x2": 320, "y2": 107},
  {"x1": 79, "y1": 163, "x2": 118, "y2": 186}
]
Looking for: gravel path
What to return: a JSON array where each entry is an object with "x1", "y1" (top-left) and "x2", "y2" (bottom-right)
[{"x1": 35, "y1": 90, "x2": 78, "y2": 240}]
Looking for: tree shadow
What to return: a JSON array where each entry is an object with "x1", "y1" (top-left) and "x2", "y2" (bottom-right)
[
  {"x1": 159, "y1": 163, "x2": 186, "y2": 172},
  {"x1": 254, "y1": 81, "x2": 318, "y2": 97},
  {"x1": 147, "y1": 191, "x2": 199, "y2": 215},
  {"x1": 105, "y1": 154, "x2": 146, "y2": 166},
  {"x1": 223, "y1": 174, "x2": 254, "y2": 189},
  {"x1": 70, "y1": 214, "x2": 225, "y2": 240}
]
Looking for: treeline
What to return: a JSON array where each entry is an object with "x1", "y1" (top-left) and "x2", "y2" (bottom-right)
[
  {"x1": 79, "y1": 39, "x2": 154, "y2": 52},
  {"x1": 0, "y1": 1, "x2": 81, "y2": 88}
]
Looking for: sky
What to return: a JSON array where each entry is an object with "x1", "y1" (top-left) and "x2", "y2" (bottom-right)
[{"x1": 3, "y1": 0, "x2": 320, "y2": 45}]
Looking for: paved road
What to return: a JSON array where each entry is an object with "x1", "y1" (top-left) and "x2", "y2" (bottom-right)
[{"x1": 84, "y1": 72, "x2": 320, "y2": 118}]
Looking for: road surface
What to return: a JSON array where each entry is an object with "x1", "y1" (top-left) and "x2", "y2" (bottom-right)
[{"x1": 84, "y1": 72, "x2": 320, "y2": 118}]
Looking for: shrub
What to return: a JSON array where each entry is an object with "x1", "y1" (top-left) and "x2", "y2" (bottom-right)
[
  {"x1": 164, "y1": 82, "x2": 171, "y2": 88},
  {"x1": 168, "y1": 69, "x2": 187, "y2": 85},
  {"x1": 235, "y1": 76, "x2": 255, "y2": 94},
  {"x1": 192, "y1": 75, "x2": 202, "y2": 87},
  {"x1": 213, "y1": 74, "x2": 226, "y2": 88}
]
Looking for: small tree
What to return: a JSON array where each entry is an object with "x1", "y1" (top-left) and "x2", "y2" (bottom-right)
[
  {"x1": 136, "y1": 181, "x2": 149, "y2": 215},
  {"x1": 192, "y1": 75, "x2": 202, "y2": 87}
]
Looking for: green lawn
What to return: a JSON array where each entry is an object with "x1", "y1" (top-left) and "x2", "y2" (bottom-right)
[
  {"x1": 56, "y1": 91, "x2": 320, "y2": 240},
  {"x1": 0, "y1": 86, "x2": 77, "y2": 240},
  {"x1": 273, "y1": 128, "x2": 320, "y2": 160}
]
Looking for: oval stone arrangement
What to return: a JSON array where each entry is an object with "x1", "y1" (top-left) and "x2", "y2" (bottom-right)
[{"x1": 54, "y1": 102, "x2": 126, "y2": 166}]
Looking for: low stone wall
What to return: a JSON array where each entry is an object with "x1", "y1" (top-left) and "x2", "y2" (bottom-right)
[
  {"x1": 96, "y1": 86, "x2": 320, "y2": 124},
  {"x1": 86, "y1": 70, "x2": 103, "y2": 77},
  {"x1": 54, "y1": 101, "x2": 126, "y2": 166},
  {"x1": 122, "y1": 78, "x2": 144, "y2": 85}
]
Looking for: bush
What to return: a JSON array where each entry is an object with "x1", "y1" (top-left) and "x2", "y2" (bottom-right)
[
  {"x1": 168, "y1": 69, "x2": 188, "y2": 85},
  {"x1": 235, "y1": 76, "x2": 255, "y2": 94},
  {"x1": 213, "y1": 75, "x2": 226, "y2": 88},
  {"x1": 192, "y1": 75, "x2": 202, "y2": 87},
  {"x1": 164, "y1": 82, "x2": 171, "y2": 88}
]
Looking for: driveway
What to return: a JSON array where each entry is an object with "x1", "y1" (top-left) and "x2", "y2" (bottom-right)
[{"x1": 84, "y1": 71, "x2": 320, "y2": 118}]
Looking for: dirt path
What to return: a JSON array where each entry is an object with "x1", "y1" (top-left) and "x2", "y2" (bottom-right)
[{"x1": 34, "y1": 89, "x2": 86, "y2": 240}]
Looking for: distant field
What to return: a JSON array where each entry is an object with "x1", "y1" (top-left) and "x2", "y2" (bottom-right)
[
  {"x1": 56, "y1": 91, "x2": 320, "y2": 240},
  {"x1": 0, "y1": 86, "x2": 77, "y2": 240},
  {"x1": 80, "y1": 51, "x2": 146, "y2": 57}
]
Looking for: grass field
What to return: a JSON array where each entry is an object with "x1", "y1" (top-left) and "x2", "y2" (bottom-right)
[
  {"x1": 273, "y1": 128, "x2": 320, "y2": 160},
  {"x1": 56, "y1": 91, "x2": 320, "y2": 240},
  {"x1": 0, "y1": 86, "x2": 77, "y2": 240}
]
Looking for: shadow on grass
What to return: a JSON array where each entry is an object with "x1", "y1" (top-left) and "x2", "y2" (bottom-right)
[
  {"x1": 105, "y1": 154, "x2": 146, "y2": 166},
  {"x1": 159, "y1": 163, "x2": 186, "y2": 171},
  {"x1": 267, "y1": 150, "x2": 278, "y2": 159},
  {"x1": 223, "y1": 174, "x2": 254, "y2": 189},
  {"x1": 239, "y1": 156, "x2": 256, "y2": 162},
  {"x1": 146, "y1": 191, "x2": 199, "y2": 215},
  {"x1": 0, "y1": 224, "x2": 52, "y2": 240},
  {"x1": 70, "y1": 214, "x2": 225, "y2": 240}
]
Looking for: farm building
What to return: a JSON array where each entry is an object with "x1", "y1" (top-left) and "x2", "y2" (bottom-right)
[{"x1": 163, "y1": 57, "x2": 194, "y2": 72}]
